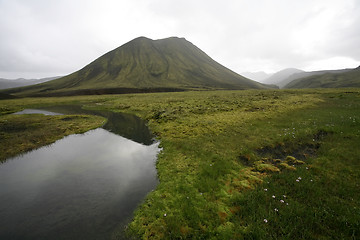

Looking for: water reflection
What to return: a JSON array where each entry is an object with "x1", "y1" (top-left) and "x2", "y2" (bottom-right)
[
  {"x1": 13, "y1": 109, "x2": 63, "y2": 116},
  {"x1": 40, "y1": 105, "x2": 154, "y2": 146},
  {"x1": 0, "y1": 129, "x2": 160, "y2": 239},
  {"x1": 1, "y1": 107, "x2": 160, "y2": 239}
]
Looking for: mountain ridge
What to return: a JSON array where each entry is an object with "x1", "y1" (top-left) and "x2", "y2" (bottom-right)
[
  {"x1": 0, "y1": 76, "x2": 61, "y2": 90},
  {"x1": 240, "y1": 71, "x2": 273, "y2": 83},
  {"x1": 284, "y1": 66, "x2": 360, "y2": 89},
  {"x1": 4, "y1": 37, "x2": 268, "y2": 96},
  {"x1": 279, "y1": 68, "x2": 353, "y2": 88},
  {"x1": 262, "y1": 68, "x2": 304, "y2": 87}
]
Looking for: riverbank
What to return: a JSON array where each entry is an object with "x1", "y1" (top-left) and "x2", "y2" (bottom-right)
[
  {"x1": 99, "y1": 89, "x2": 359, "y2": 239},
  {"x1": 1, "y1": 89, "x2": 359, "y2": 239},
  {"x1": 0, "y1": 113, "x2": 105, "y2": 161}
]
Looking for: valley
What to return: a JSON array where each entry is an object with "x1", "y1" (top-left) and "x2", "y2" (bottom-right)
[
  {"x1": 1, "y1": 88, "x2": 359, "y2": 239},
  {"x1": 1, "y1": 36, "x2": 359, "y2": 239},
  {"x1": 1, "y1": 0, "x2": 360, "y2": 237}
]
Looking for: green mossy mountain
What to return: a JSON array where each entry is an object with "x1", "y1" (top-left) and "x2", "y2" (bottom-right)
[
  {"x1": 284, "y1": 66, "x2": 360, "y2": 89},
  {"x1": 4, "y1": 37, "x2": 267, "y2": 96}
]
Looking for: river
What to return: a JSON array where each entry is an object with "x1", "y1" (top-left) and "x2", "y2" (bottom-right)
[{"x1": 0, "y1": 106, "x2": 160, "y2": 239}]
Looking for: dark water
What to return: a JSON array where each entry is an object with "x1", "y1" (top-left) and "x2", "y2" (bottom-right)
[
  {"x1": 38, "y1": 105, "x2": 154, "y2": 145},
  {"x1": 1, "y1": 107, "x2": 160, "y2": 239}
]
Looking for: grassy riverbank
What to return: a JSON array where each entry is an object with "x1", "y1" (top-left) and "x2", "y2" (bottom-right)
[
  {"x1": 0, "y1": 113, "x2": 105, "y2": 161},
  {"x1": 111, "y1": 89, "x2": 359, "y2": 239},
  {"x1": 1, "y1": 89, "x2": 359, "y2": 239}
]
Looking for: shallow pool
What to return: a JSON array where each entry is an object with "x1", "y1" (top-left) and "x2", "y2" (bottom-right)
[{"x1": 0, "y1": 108, "x2": 159, "y2": 239}]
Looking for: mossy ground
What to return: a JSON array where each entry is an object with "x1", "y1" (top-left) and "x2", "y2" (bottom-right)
[
  {"x1": 0, "y1": 113, "x2": 105, "y2": 161},
  {"x1": 0, "y1": 89, "x2": 359, "y2": 239}
]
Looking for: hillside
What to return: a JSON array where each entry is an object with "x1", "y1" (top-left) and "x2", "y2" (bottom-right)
[
  {"x1": 3, "y1": 37, "x2": 267, "y2": 96},
  {"x1": 0, "y1": 93, "x2": 17, "y2": 100},
  {"x1": 278, "y1": 68, "x2": 353, "y2": 88},
  {"x1": 262, "y1": 68, "x2": 304, "y2": 87},
  {"x1": 240, "y1": 71, "x2": 272, "y2": 83},
  {"x1": 284, "y1": 66, "x2": 360, "y2": 89}
]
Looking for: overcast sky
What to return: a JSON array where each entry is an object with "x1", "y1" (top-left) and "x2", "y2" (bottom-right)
[{"x1": 0, "y1": 0, "x2": 359, "y2": 79}]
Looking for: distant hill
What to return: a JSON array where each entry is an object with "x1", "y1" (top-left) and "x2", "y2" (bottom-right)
[
  {"x1": 3, "y1": 37, "x2": 268, "y2": 97},
  {"x1": 278, "y1": 68, "x2": 353, "y2": 88},
  {"x1": 263, "y1": 68, "x2": 304, "y2": 87},
  {"x1": 284, "y1": 66, "x2": 360, "y2": 89},
  {"x1": 0, "y1": 76, "x2": 61, "y2": 90},
  {"x1": 240, "y1": 71, "x2": 273, "y2": 83}
]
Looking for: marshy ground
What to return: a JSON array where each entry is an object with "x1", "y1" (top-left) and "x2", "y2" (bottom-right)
[{"x1": 0, "y1": 89, "x2": 359, "y2": 239}]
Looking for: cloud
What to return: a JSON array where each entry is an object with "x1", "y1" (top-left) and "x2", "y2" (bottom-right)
[{"x1": 0, "y1": 0, "x2": 359, "y2": 78}]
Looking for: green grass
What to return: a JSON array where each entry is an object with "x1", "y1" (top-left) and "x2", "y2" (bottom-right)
[
  {"x1": 0, "y1": 89, "x2": 359, "y2": 239},
  {"x1": 0, "y1": 113, "x2": 105, "y2": 161},
  {"x1": 0, "y1": 95, "x2": 107, "y2": 161},
  {"x1": 229, "y1": 92, "x2": 360, "y2": 239},
  {"x1": 116, "y1": 89, "x2": 359, "y2": 239}
]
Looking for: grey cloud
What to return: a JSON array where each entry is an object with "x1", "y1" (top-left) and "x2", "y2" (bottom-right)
[{"x1": 0, "y1": 0, "x2": 359, "y2": 78}]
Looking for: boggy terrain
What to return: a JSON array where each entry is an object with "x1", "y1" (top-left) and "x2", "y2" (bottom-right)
[{"x1": 0, "y1": 88, "x2": 359, "y2": 239}]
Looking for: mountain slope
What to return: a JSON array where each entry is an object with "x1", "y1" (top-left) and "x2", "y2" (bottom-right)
[
  {"x1": 4, "y1": 37, "x2": 267, "y2": 96},
  {"x1": 284, "y1": 66, "x2": 360, "y2": 89},
  {"x1": 262, "y1": 68, "x2": 304, "y2": 87},
  {"x1": 278, "y1": 68, "x2": 353, "y2": 88},
  {"x1": 240, "y1": 71, "x2": 273, "y2": 83}
]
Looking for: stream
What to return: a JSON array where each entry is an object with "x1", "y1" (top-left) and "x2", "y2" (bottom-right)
[{"x1": 0, "y1": 106, "x2": 160, "y2": 239}]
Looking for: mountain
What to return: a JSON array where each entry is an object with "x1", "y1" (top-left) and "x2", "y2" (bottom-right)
[
  {"x1": 0, "y1": 76, "x2": 61, "y2": 90},
  {"x1": 262, "y1": 68, "x2": 304, "y2": 87},
  {"x1": 278, "y1": 68, "x2": 353, "y2": 88},
  {"x1": 240, "y1": 71, "x2": 273, "y2": 83},
  {"x1": 3, "y1": 37, "x2": 267, "y2": 97},
  {"x1": 284, "y1": 66, "x2": 360, "y2": 89}
]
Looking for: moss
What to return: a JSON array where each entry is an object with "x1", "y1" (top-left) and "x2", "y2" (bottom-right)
[
  {"x1": 285, "y1": 155, "x2": 305, "y2": 165},
  {"x1": 279, "y1": 162, "x2": 297, "y2": 171},
  {"x1": 285, "y1": 155, "x2": 297, "y2": 163},
  {"x1": 1, "y1": 88, "x2": 360, "y2": 239},
  {"x1": 0, "y1": 114, "x2": 105, "y2": 161},
  {"x1": 233, "y1": 179, "x2": 253, "y2": 190},
  {"x1": 273, "y1": 158, "x2": 282, "y2": 163},
  {"x1": 255, "y1": 163, "x2": 280, "y2": 173}
]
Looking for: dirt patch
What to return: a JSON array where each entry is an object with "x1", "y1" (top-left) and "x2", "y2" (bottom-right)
[
  {"x1": 256, "y1": 142, "x2": 320, "y2": 161},
  {"x1": 239, "y1": 130, "x2": 330, "y2": 172}
]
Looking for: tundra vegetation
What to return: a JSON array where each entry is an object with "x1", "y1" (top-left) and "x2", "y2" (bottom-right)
[{"x1": 0, "y1": 89, "x2": 359, "y2": 239}]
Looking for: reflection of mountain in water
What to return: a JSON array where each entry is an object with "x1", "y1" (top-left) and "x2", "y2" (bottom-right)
[
  {"x1": 103, "y1": 112, "x2": 154, "y2": 145},
  {"x1": 42, "y1": 105, "x2": 154, "y2": 145}
]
